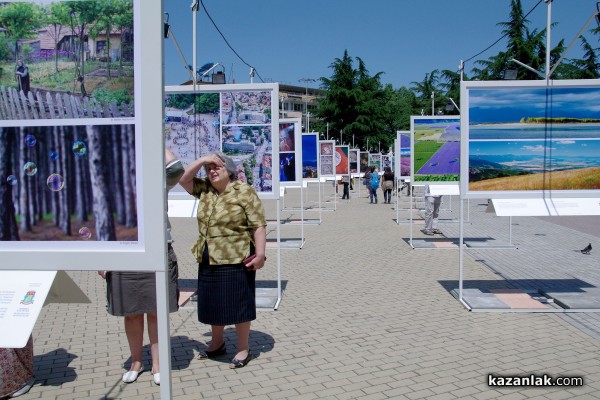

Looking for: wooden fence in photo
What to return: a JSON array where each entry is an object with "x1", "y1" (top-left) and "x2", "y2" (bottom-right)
[{"x1": 0, "y1": 86, "x2": 134, "y2": 120}]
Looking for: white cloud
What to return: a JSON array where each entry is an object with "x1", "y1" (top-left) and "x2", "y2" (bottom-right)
[{"x1": 521, "y1": 144, "x2": 546, "y2": 152}]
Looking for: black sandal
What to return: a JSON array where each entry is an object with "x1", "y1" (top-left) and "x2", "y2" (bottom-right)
[
  {"x1": 198, "y1": 342, "x2": 227, "y2": 359},
  {"x1": 229, "y1": 350, "x2": 252, "y2": 369}
]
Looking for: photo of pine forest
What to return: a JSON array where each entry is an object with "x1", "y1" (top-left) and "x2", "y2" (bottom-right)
[{"x1": 0, "y1": 124, "x2": 138, "y2": 241}]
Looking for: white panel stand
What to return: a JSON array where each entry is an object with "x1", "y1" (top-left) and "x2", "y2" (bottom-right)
[
  {"x1": 458, "y1": 197, "x2": 600, "y2": 312},
  {"x1": 458, "y1": 198, "x2": 467, "y2": 308},
  {"x1": 275, "y1": 198, "x2": 282, "y2": 309},
  {"x1": 155, "y1": 267, "x2": 172, "y2": 398}
]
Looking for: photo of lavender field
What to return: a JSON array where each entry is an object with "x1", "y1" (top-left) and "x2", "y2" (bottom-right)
[
  {"x1": 397, "y1": 132, "x2": 411, "y2": 177},
  {"x1": 411, "y1": 117, "x2": 460, "y2": 182},
  {"x1": 417, "y1": 142, "x2": 460, "y2": 175}
]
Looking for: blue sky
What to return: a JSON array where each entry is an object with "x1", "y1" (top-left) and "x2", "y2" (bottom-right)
[
  {"x1": 163, "y1": 0, "x2": 599, "y2": 89},
  {"x1": 469, "y1": 87, "x2": 600, "y2": 122}
]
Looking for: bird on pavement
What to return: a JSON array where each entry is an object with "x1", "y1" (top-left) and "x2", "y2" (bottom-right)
[{"x1": 581, "y1": 243, "x2": 592, "y2": 255}]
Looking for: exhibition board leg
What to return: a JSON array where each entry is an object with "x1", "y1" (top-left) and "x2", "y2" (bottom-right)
[
  {"x1": 459, "y1": 198, "x2": 464, "y2": 304},
  {"x1": 300, "y1": 185, "x2": 305, "y2": 247},
  {"x1": 276, "y1": 198, "x2": 282, "y2": 309},
  {"x1": 156, "y1": 268, "x2": 172, "y2": 399}
]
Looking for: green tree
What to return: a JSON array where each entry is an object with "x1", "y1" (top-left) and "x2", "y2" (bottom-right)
[
  {"x1": 314, "y1": 50, "x2": 389, "y2": 150},
  {"x1": 568, "y1": 36, "x2": 600, "y2": 79},
  {"x1": 43, "y1": 2, "x2": 71, "y2": 73},
  {"x1": 0, "y1": 2, "x2": 41, "y2": 61},
  {"x1": 67, "y1": 1, "x2": 103, "y2": 95},
  {"x1": 410, "y1": 70, "x2": 439, "y2": 114},
  {"x1": 380, "y1": 84, "x2": 418, "y2": 138}
]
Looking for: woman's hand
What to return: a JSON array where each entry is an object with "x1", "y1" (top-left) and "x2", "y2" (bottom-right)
[
  {"x1": 245, "y1": 255, "x2": 266, "y2": 270},
  {"x1": 179, "y1": 154, "x2": 224, "y2": 193}
]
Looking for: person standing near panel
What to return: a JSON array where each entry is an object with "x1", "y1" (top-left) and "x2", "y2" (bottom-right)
[
  {"x1": 179, "y1": 151, "x2": 267, "y2": 369},
  {"x1": 422, "y1": 184, "x2": 443, "y2": 235},
  {"x1": 99, "y1": 149, "x2": 183, "y2": 385}
]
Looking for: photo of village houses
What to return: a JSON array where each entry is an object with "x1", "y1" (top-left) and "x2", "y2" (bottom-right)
[{"x1": 0, "y1": 0, "x2": 134, "y2": 121}]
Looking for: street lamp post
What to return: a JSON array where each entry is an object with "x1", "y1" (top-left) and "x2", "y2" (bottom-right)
[
  {"x1": 431, "y1": 91, "x2": 435, "y2": 116},
  {"x1": 299, "y1": 78, "x2": 316, "y2": 132}
]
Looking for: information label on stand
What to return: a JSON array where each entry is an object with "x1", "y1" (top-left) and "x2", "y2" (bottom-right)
[{"x1": 0, "y1": 271, "x2": 56, "y2": 348}]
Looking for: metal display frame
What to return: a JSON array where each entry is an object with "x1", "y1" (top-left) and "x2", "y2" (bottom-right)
[
  {"x1": 165, "y1": 83, "x2": 280, "y2": 201},
  {"x1": 458, "y1": 78, "x2": 600, "y2": 313}
]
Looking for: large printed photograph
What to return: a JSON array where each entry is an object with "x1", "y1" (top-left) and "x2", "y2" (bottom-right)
[
  {"x1": 349, "y1": 149, "x2": 359, "y2": 174},
  {"x1": 396, "y1": 131, "x2": 410, "y2": 177},
  {"x1": 319, "y1": 141, "x2": 334, "y2": 176},
  {"x1": 221, "y1": 91, "x2": 273, "y2": 193},
  {"x1": 0, "y1": 0, "x2": 135, "y2": 122},
  {"x1": 467, "y1": 84, "x2": 600, "y2": 192},
  {"x1": 164, "y1": 88, "x2": 276, "y2": 196},
  {"x1": 335, "y1": 145, "x2": 349, "y2": 175},
  {"x1": 278, "y1": 119, "x2": 301, "y2": 186},
  {"x1": 411, "y1": 117, "x2": 460, "y2": 182},
  {"x1": 301, "y1": 133, "x2": 318, "y2": 179},
  {"x1": 0, "y1": 124, "x2": 138, "y2": 242}
]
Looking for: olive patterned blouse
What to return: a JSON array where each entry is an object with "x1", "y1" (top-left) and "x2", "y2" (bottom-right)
[{"x1": 191, "y1": 178, "x2": 266, "y2": 265}]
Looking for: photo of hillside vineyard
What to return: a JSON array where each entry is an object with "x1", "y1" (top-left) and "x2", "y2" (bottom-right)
[
  {"x1": 468, "y1": 85, "x2": 600, "y2": 191},
  {"x1": 0, "y1": 124, "x2": 138, "y2": 241},
  {"x1": 412, "y1": 118, "x2": 460, "y2": 182},
  {"x1": 0, "y1": 0, "x2": 135, "y2": 121}
]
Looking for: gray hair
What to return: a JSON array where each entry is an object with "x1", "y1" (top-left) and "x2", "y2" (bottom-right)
[{"x1": 205, "y1": 151, "x2": 238, "y2": 181}]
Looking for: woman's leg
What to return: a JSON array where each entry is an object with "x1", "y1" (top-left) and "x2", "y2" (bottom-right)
[
  {"x1": 208, "y1": 325, "x2": 225, "y2": 351},
  {"x1": 233, "y1": 321, "x2": 251, "y2": 360},
  {"x1": 147, "y1": 313, "x2": 159, "y2": 373},
  {"x1": 124, "y1": 314, "x2": 145, "y2": 371}
]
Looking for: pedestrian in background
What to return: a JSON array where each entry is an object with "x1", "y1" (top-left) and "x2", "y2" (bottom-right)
[{"x1": 381, "y1": 166, "x2": 394, "y2": 204}]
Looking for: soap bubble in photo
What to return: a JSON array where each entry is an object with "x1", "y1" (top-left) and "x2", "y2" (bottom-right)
[
  {"x1": 72, "y1": 141, "x2": 87, "y2": 157},
  {"x1": 47, "y1": 173, "x2": 65, "y2": 192},
  {"x1": 78, "y1": 227, "x2": 92, "y2": 240},
  {"x1": 25, "y1": 134, "x2": 36, "y2": 147},
  {"x1": 23, "y1": 162, "x2": 38, "y2": 176}
]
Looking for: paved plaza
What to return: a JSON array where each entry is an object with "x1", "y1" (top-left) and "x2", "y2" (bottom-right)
[{"x1": 27, "y1": 184, "x2": 600, "y2": 399}]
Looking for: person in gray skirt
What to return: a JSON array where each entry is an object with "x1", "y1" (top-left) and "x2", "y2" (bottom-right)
[
  {"x1": 179, "y1": 152, "x2": 267, "y2": 369},
  {"x1": 99, "y1": 149, "x2": 183, "y2": 385}
]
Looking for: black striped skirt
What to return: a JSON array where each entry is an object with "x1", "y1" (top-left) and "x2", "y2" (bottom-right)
[{"x1": 197, "y1": 262, "x2": 256, "y2": 326}]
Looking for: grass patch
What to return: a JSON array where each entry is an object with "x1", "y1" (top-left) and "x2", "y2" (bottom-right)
[{"x1": 469, "y1": 166, "x2": 600, "y2": 191}]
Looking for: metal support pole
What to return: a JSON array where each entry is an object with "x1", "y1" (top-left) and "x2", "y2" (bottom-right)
[
  {"x1": 545, "y1": 0, "x2": 551, "y2": 80},
  {"x1": 191, "y1": 1, "x2": 198, "y2": 85},
  {"x1": 156, "y1": 268, "x2": 172, "y2": 399},
  {"x1": 459, "y1": 198, "x2": 464, "y2": 302}
]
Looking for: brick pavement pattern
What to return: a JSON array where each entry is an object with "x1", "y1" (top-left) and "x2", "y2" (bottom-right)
[{"x1": 28, "y1": 185, "x2": 600, "y2": 399}]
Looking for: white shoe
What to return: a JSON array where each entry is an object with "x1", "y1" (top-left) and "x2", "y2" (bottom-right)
[
  {"x1": 152, "y1": 371, "x2": 160, "y2": 385},
  {"x1": 9, "y1": 377, "x2": 35, "y2": 397},
  {"x1": 122, "y1": 366, "x2": 144, "y2": 383}
]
